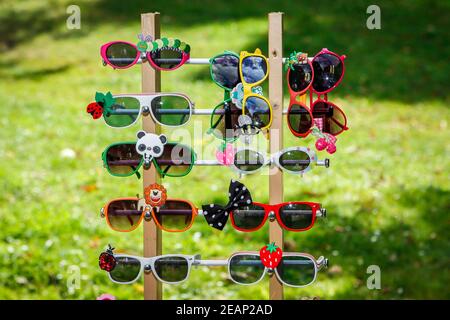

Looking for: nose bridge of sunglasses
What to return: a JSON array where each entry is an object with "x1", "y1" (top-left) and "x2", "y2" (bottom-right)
[
  {"x1": 144, "y1": 264, "x2": 152, "y2": 274},
  {"x1": 144, "y1": 205, "x2": 153, "y2": 221}
]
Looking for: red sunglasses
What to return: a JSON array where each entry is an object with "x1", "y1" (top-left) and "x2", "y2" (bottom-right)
[{"x1": 229, "y1": 201, "x2": 326, "y2": 232}]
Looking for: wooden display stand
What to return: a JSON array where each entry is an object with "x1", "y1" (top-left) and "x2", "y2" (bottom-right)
[{"x1": 141, "y1": 11, "x2": 285, "y2": 300}]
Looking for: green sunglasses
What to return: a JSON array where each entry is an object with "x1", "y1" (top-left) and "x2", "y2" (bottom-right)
[{"x1": 101, "y1": 141, "x2": 196, "y2": 178}]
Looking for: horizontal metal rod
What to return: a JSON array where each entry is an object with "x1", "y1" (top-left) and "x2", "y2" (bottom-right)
[
  {"x1": 104, "y1": 108, "x2": 313, "y2": 116},
  {"x1": 107, "y1": 158, "x2": 329, "y2": 167},
  {"x1": 111, "y1": 57, "x2": 292, "y2": 66}
]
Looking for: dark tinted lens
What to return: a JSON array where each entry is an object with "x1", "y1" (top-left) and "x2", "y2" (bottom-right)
[
  {"x1": 234, "y1": 149, "x2": 265, "y2": 172},
  {"x1": 109, "y1": 256, "x2": 141, "y2": 283},
  {"x1": 211, "y1": 54, "x2": 240, "y2": 89},
  {"x1": 279, "y1": 203, "x2": 313, "y2": 230},
  {"x1": 151, "y1": 95, "x2": 191, "y2": 126},
  {"x1": 150, "y1": 48, "x2": 183, "y2": 69},
  {"x1": 288, "y1": 105, "x2": 312, "y2": 135},
  {"x1": 155, "y1": 143, "x2": 194, "y2": 177},
  {"x1": 244, "y1": 96, "x2": 271, "y2": 128},
  {"x1": 210, "y1": 101, "x2": 241, "y2": 140},
  {"x1": 106, "y1": 43, "x2": 138, "y2": 67},
  {"x1": 107, "y1": 199, "x2": 143, "y2": 231},
  {"x1": 104, "y1": 97, "x2": 140, "y2": 127},
  {"x1": 232, "y1": 204, "x2": 266, "y2": 230},
  {"x1": 312, "y1": 101, "x2": 347, "y2": 135},
  {"x1": 154, "y1": 256, "x2": 189, "y2": 283},
  {"x1": 153, "y1": 200, "x2": 193, "y2": 231},
  {"x1": 276, "y1": 255, "x2": 316, "y2": 286},
  {"x1": 312, "y1": 53, "x2": 343, "y2": 93},
  {"x1": 278, "y1": 150, "x2": 310, "y2": 172},
  {"x1": 229, "y1": 255, "x2": 265, "y2": 284},
  {"x1": 105, "y1": 144, "x2": 141, "y2": 176},
  {"x1": 242, "y1": 56, "x2": 267, "y2": 84},
  {"x1": 288, "y1": 63, "x2": 313, "y2": 92}
]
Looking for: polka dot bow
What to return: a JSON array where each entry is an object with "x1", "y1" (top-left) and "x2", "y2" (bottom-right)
[{"x1": 202, "y1": 180, "x2": 252, "y2": 231}]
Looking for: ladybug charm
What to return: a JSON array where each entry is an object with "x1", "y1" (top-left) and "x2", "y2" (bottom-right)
[
  {"x1": 99, "y1": 245, "x2": 116, "y2": 272},
  {"x1": 86, "y1": 102, "x2": 103, "y2": 119},
  {"x1": 259, "y1": 242, "x2": 283, "y2": 269}
]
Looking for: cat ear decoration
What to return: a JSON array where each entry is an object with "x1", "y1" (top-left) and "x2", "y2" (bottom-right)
[{"x1": 201, "y1": 180, "x2": 252, "y2": 231}]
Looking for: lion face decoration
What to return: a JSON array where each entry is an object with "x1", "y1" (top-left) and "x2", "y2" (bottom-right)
[
  {"x1": 135, "y1": 130, "x2": 167, "y2": 167},
  {"x1": 144, "y1": 183, "x2": 167, "y2": 207}
]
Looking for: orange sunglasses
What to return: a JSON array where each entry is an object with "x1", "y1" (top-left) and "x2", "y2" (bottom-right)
[{"x1": 100, "y1": 197, "x2": 198, "y2": 232}]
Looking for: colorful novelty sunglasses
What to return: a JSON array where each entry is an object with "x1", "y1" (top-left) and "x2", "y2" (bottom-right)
[
  {"x1": 230, "y1": 147, "x2": 329, "y2": 176},
  {"x1": 100, "y1": 38, "x2": 190, "y2": 71},
  {"x1": 101, "y1": 197, "x2": 198, "y2": 232},
  {"x1": 101, "y1": 141, "x2": 196, "y2": 179},
  {"x1": 92, "y1": 93, "x2": 194, "y2": 128},
  {"x1": 101, "y1": 250, "x2": 327, "y2": 287},
  {"x1": 230, "y1": 202, "x2": 326, "y2": 232}
]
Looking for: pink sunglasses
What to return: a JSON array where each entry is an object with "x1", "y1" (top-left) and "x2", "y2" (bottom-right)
[{"x1": 100, "y1": 38, "x2": 190, "y2": 71}]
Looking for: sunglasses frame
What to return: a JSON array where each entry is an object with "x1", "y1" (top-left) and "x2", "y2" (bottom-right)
[
  {"x1": 101, "y1": 142, "x2": 197, "y2": 178},
  {"x1": 230, "y1": 201, "x2": 323, "y2": 232},
  {"x1": 231, "y1": 146, "x2": 323, "y2": 176},
  {"x1": 102, "y1": 197, "x2": 198, "y2": 232},
  {"x1": 100, "y1": 41, "x2": 190, "y2": 71},
  {"x1": 311, "y1": 98, "x2": 349, "y2": 136},
  {"x1": 311, "y1": 48, "x2": 346, "y2": 95},
  {"x1": 107, "y1": 254, "x2": 198, "y2": 285},
  {"x1": 209, "y1": 51, "x2": 241, "y2": 91},
  {"x1": 239, "y1": 49, "x2": 273, "y2": 131},
  {"x1": 103, "y1": 93, "x2": 194, "y2": 129},
  {"x1": 227, "y1": 251, "x2": 326, "y2": 288}
]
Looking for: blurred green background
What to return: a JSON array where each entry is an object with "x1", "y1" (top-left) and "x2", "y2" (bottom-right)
[{"x1": 0, "y1": 0, "x2": 449, "y2": 300}]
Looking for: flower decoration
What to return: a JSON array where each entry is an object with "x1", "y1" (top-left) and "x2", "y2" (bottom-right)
[
  {"x1": 231, "y1": 83, "x2": 264, "y2": 109},
  {"x1": 86, "y1": 91, "x2": 116, "y2": 119},
  {"x1": 259, "y1": 242, "x2": 283, "y2": 269}
]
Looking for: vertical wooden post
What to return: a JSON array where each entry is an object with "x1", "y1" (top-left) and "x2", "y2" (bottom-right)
[
  {"x1": 141, "y1": 12, "x2": 162, "y2": 300},
  {"x1": 268, "y1": 12, "x2": 284, "y2": 300}
]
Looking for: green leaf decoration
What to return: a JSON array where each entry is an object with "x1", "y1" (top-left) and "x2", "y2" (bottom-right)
[
  {"x1": 104, "y1": 92, "x2": 115, "y2": 108},
  {"x1": 161, "y1": 37, "x2": 169, "y2": 47},
  {"x1": 266, "y1": 242, "x2": 278, "y2": 253},
  {"x1": 179, "y1": 42, "x2": 186, "y2": 51},
  {"x1": 184, "y1": 44, "x2": 191, "y2": 53},
  {"x1": 173, "y1": 39, "x2": 181, "y2": 48},
  {"x1": 95, "y1": 92, "x2": 105, "y2": 103}
]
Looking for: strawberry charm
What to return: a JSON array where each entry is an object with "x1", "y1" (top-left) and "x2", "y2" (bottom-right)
[
  {"x1": 86, "y1": 91, "x2": 116, "y2": 120},
  {"x1": 216, "y1": 142, "x2": 236, "y2": 166},
  {"x1": 99, "y1": 244, "x2": 116, "y2": 272},
  {"x1": 259, "y1": 242, "x2": 283, "y2": 269}
]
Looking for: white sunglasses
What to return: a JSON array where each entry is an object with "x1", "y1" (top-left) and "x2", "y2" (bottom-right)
[
  {"x1": 231, "y1": 146, "x2": 330, "y2": 176},
  {"x1": 102, "y1": 93, "x2": 195, "y2": 128},
  {"x1": 227, "y1": 252, "x2": 328, "y2": 287},
  {"x1": 107, "y1": 254, "x2": 199, "y2": 285}
]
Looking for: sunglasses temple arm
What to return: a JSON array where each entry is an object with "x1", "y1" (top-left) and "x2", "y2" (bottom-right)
[
  {"x1": 194, "y1": 259, "x2": 228, "y2": 267},
  {"x1": 316, "y1": 159, "x2": 330, "y2": 168},
  {"x1": 316, "y1": 256, "x2": 329, "y2": 270}
]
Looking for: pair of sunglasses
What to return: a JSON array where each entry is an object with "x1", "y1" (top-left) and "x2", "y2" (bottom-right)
[
  {"x1": 230, "y1": 202, "x2": 326, "y2": 232},
  {"x1": 209, "y1": 50, "x2": 272, "y2": 140},
  {"x1": 101, "y1": 198, "x2": 197, "y2": 232},
  {"x1": 93, "y1": 93, "x2": 194, "y2": 128},
  {"x1": 101, "y1": 38, "x2": 190, "y2": 71},
  {"x1": 103, "y1": 252, "x2": 327, "y2": 288},
  {"x1": 231, "y1": 147, "x2": 329, "y2": 176},
  {"x1": 101, "y1": 142, "x2": 195, "y2": 178},
  {"x1": 287, "y1": 49, "x2": 348, "y2": 138}
]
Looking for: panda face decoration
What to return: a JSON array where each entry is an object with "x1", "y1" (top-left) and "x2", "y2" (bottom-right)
[{"x1": 136, "y1": 130, "x2": 167, "y2": 168}]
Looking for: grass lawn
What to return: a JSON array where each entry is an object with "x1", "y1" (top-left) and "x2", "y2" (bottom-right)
[{"x1": 0, "y1": 0, "x2": 449, "y2": 299}]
